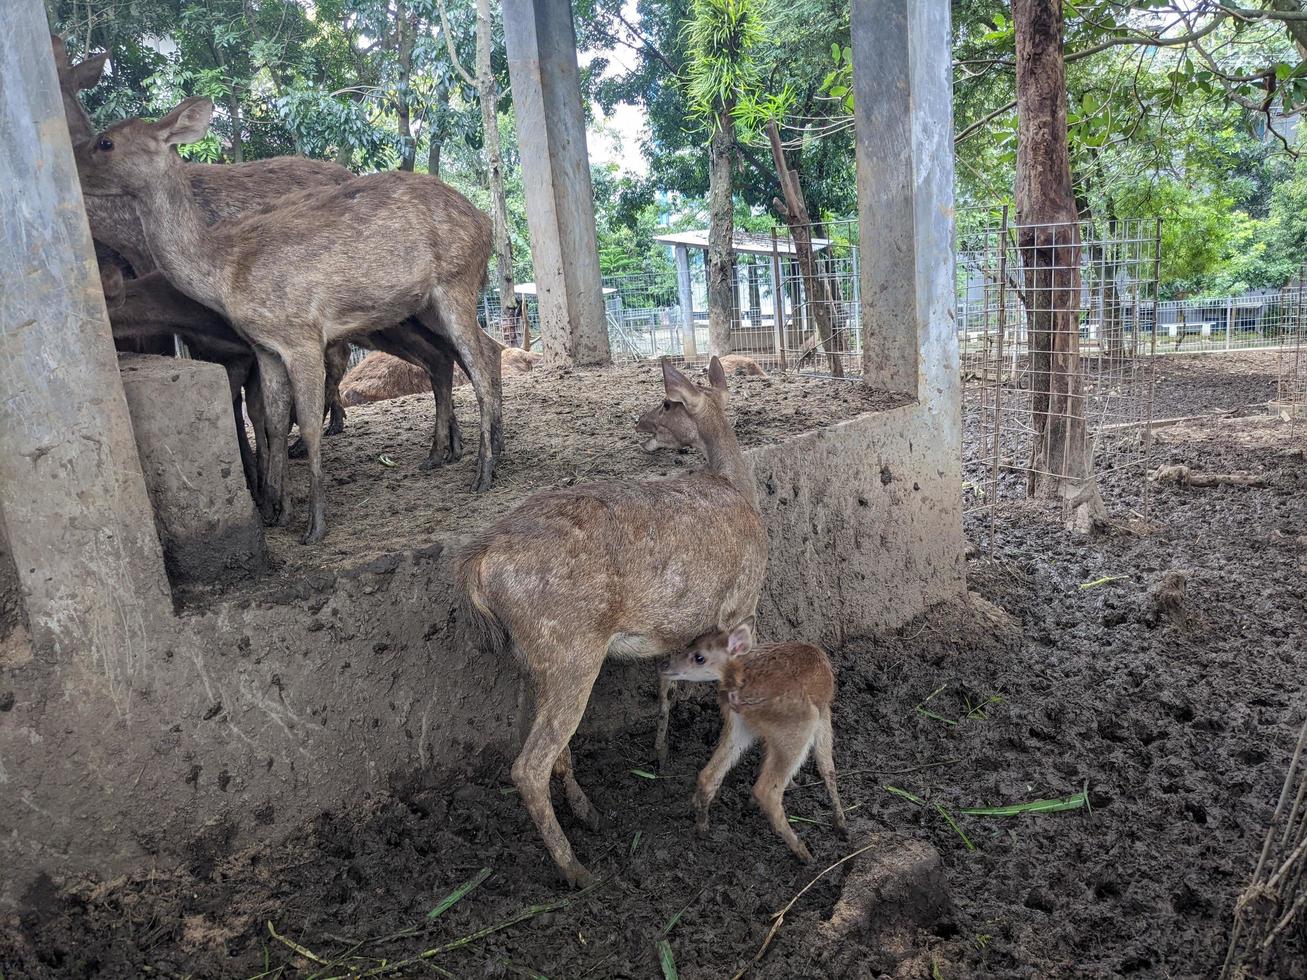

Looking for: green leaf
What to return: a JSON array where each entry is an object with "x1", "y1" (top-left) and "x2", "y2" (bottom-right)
[
  {"x1": 428, "y1": 867, "x2": 492, "y2": 920},
  {"x1": 831, "y1": 42, "x2": 841, "y2": 65},
  {"x1": 657, "y1": 939, "x2": 679, "y2": 980},
  {"x1": 629, "y1": 768, "x2": 658, "y2": 780}
]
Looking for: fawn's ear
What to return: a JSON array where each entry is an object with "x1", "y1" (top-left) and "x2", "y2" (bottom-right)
[
  {"x1": 155, "y1": 97, "x2": 214, "y2": 146},
  {"x1": 726, "y1": 618, "x2": 754, "y2": 658},
  {"x1": 662, "y1": 357, "x2": 707, "y2": 412},
  {"x1": 707, "y1": 356, "x2": 727, "y2": 392},
  {"x1": 72, "y1": 51, "x2": 109, "y2": 91}
]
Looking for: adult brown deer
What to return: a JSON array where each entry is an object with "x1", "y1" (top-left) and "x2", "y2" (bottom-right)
[
  {"x1": 76, "y1": 97, "x2": 498, "y2": 543},
  {"x1": 457, "y1": 357, "x2": 767, "y2": 886},
  {"x1": 53, "y1": 40, "x2": 473, "y2": 520}
]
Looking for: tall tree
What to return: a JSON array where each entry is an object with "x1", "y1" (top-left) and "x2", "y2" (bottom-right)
[
  {"x1": 1014, "y1": 0, "x2": 1106, "y2": 532},
  {"x1": 684, "y1": 0, "x2": 769, "y2": 355},
  {"x1": 439, "y1": 0, "x2": 520, "y2": 343}
]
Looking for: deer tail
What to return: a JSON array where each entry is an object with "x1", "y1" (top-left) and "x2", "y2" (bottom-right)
[{"x1": 455, "y1": 541, "x2": 511, "y2": 658}]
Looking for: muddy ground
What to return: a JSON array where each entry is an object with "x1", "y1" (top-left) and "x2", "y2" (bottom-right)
[{"x1": 4, "y1": 352, "x2": 1307, "y2": 978}]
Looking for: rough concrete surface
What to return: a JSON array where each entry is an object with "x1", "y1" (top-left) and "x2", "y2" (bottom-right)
[
  {"x1": 0, "y1": 387, "x2": 964, "y2": 909},
  {"x1": 118, "y1": 354, "x2": 266, "y2": 587}
]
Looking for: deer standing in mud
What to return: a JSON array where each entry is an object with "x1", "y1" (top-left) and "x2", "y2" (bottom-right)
[
  {"x1": 457, "y1": 357, "x2": 767, "y2": 887},
  {"x1": 663, "y1": 621, "x2": 846, "y2": 862},
  {"x1": 75, "y1": 97, "x2": 499, "y2": 543}
]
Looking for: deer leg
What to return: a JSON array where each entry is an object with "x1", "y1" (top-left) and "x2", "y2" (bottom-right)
[
  {"x1": 694, "y1": 712, "x2": 754, "y2": 835},
  {"x1": 224, "y1": 358, "x2": 258, "y2": 496},
  {"x1": 252, "y1": 348, "x2": 292, "y2": 527},
  {"x1": 244, "y1": 363, "x2": 267, "y2": 499},
  {"x1": 281, "y1": 343, "x2": 328, "y2": 544},
  {"x1": 512, "y1": 650, "x2": 605, "y2": 888},
  {"x1": 752, "y1": 735, "x2": 814, "y2": 863},
  {"x1": 289, "y1": 343, "x2": 348, "y2": 458},
  {"x1": 814, "y1": 707, "x2": 848, "y2": 836},
  {"x1": 423, "y1": 298, "x2": 500, "y2": 491},
  {"x1": 655, "y1": 676, "x2": 674, "y2": 770},
  {"x1": 323, "y1": 341, "x2": 349, "y2": 436},
  {"x1": 552, "y1": 744, "x2": 601, "y2": 830}
]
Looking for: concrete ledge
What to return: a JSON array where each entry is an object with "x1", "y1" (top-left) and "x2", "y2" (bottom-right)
[
  {"x1": 0, "y1": 396, "x2": 963, "y2": 908},
  {"x1": 119, "y1": 354, "x2": 265, "y2": 587}
]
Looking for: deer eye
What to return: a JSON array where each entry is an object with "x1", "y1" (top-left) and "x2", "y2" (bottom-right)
[
  {"x1": 694, "y1": 653, "x2": 705, "y2": 665},
  {"x1": 97, "y1": 136, "x2": 114, "y2": 152},
  {"x1": 662, "y1": 399, "x2": 672, "y2": 411}
]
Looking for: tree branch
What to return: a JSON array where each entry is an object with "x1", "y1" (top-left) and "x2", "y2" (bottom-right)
[{"x1": 435, "y1": 0, "x2": 476, "y2": 88}]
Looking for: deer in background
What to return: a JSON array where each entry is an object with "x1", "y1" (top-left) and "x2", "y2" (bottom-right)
[
  {"x1": 53, "y1": 39, "x2": 474, "y2": 519},
  {"x1": 76, "y1": 97, "x2": 498, "y2": 543},
  {"x1": 457, "y1": 357, "x2": 767, "y2": 887},
  {"x1": 663, "y1": 622, "x2": 847, "y2": 863}
]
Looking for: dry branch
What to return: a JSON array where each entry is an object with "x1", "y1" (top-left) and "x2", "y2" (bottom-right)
[{"x1": 1149, "y1": 464, "x2": 1267, "y2": 488}]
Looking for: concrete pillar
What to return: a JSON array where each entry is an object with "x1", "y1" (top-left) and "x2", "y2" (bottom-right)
[
  {"x1": 503, "y1": 0, "x2": 611, "y2": 367},
  {"x1": 851, "y1": 0, "x2": 957, "y2": 400},
  {"x1": 675, "y1": 245, "x2": 697, "y2": 357},
  {"x1": 0, "y1": 0, "x2": 171, "y2": 671}
]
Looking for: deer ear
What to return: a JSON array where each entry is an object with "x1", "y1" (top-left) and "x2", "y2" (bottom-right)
[
  {"x1": 707, "y1": 356, "x2": 728, "y2": 391},
  {"x1": 72, "y1": 51, "x2": 109, "y2": 91},
  {"x1": 50, "y1": 35, "x2": 70, "y2": 68},
  {"x1": 661, "y1": 357, "x2": 706, "y2": 411},
  {"x1": 726, "y1": 619, "x2": 754, "y2": 658},
  {"x1": 155, "y1": 97, "x2": 214, "y2": 146}
]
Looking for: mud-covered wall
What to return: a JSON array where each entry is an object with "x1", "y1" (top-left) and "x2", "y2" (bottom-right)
[{"x1": 0, "y1": 402, "x2": 964, "y2": 909}]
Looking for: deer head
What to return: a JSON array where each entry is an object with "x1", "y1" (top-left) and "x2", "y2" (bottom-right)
[
  {"x1": 75, "y1": 96, "x2": 214, "y2": 197},
  {"x1": 51, "y1": 35, "x2": 109, "y2": 144},
  {"x1": 636, "y1": 356, "x2": 729, "y2": 454},
  {"x1": 661, "y1": 618, "x2": 755, "y2": 683}
]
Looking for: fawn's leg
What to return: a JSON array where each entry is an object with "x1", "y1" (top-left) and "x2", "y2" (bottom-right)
[
  {"x1": 752, "y1": 731, "x2": 815, "y2": 863},
  {"x1": 281, "y1": 342, "x2": 327, "y2": 543},
  {"x1": 694, "y1": 711, "x2": 754, "y2": 834},
  {"x1": 814, "y1": 706, "x2": 847, "y2": 835},
  {"x1": 252, "y1": 348, "x2": 292, "y2": 527},
  {"x1": 655, "y1": 675, "x2": 674, "y2": 769}
]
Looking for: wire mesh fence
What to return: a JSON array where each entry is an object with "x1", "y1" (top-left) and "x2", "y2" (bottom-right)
[
  {"x1": 956, "y1": 209, "x2": 1160, "y2": 526},
  {"x1": 1273, "y1": 278, "x2": 1307, "y2": 441}
]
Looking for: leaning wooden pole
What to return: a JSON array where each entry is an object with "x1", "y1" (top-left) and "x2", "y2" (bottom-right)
[{"x1": 766, "y1": 121, "x2": 843, "y2": 377}]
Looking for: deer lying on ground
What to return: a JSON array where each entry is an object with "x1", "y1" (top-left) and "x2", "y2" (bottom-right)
[
  {"x1": 343, "y1": 344, "x2": 540, "y2": 407},
  {"x1": 76, "y1": 97, "x2": 498, "y2": 543},
  {"x1": 457, "y1": 356, "x2": 767, "y2": 886},
  {"x1": 714, "y1": 354, "x2": 766, "y2": 377},
  {"x1": 663, "y1": 621, "x2": 846, "y2": 862},
  {"x1": 55, "y1": 40, "x2": 475, "y2": 520}
]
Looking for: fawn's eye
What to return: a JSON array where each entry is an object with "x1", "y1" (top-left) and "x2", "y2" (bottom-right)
[
  {"x1": 662, "y1": 399, "x2": 672, "y2": 411},
  {"x1": 694, "y1": 653, "x2": 705, "y2": 665},
  {"x1": 97, "y1": 136, "x2": 114, "y2": 152}
]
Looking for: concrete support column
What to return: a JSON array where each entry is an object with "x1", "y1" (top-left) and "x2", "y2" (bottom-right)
[
  {"x1": 674, "y1": 245, "x2": 697, "y2": 357},
  {"x1": 503, "y1": 0, "x2": 611, "y2": 367},
  {"x1": 851, "y1": 0, "x2": 958, "y2": 400},
  {"x1": 0, "y1": 1, "x2": 171, "y2": 669}
]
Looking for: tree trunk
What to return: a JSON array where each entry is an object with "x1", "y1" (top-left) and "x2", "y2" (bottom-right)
[
  {"x1": 1014, "y1": 0, "x2": 1105, "y2": 532},
  {"x1": 477, "y1": 0, "x2": 519, "y2": 345},
  {"x1": 227, "y1": 92, "x2": 243, "y2": 163},
  {"x1": 427, "y1": 78, "x2": 449, "y2": 177},
  {"x1": 707, "y1": 103, "x2": 736, "y2": 355},
  {"x1": 766, "y1": 122, "x2": 842, "y2": 376},
  {"x1": 396, "y1": 4, "x2": 417, "y2": 172}
]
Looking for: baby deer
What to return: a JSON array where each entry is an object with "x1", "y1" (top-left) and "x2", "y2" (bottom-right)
[{"x1": 663, "y1": 621, "x2": 846, "y2": 862}]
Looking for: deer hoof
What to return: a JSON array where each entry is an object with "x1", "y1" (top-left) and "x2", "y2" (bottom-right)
[
  {"x1": 287, "y1": 438, "x2": 307, "y2": 460},
  {"x1": 791, "y1": 841, "x2": 814, "y2": 864},
  {"x1": 563, "y1": 862, "x2": 596, "y2": 890}
]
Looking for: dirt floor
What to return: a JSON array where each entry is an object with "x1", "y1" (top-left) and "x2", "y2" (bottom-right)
[
  {"x1": 4, "y1": 352, "x2": 1307, "y2": 978},
  {"x1": 211, "y1": 361, "x2": 906, "y2": 598}
]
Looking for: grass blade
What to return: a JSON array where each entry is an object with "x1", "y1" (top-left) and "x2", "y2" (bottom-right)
[
  {"x1": 629, "y1": 768, "x2": 658, "y2": 780},
  {"x1": 915, "y1": 706, "x2": 958, "y2": 726},
  {"x1": 1079, "y1": 575, "x2": 1124, "y2": 589},
  {"x1": 657, "y1": 939, "x2": 679, "y2": 980},
  {"x1": 885, "y1": 785, "x2": 925, "y2": 807},
  {"x1": 933, "y1": 802, "x2": 975, "y2": 851},
  {"x1": 788, "y1": 802, "x2": 863, "y2": 826},
  {"x1": 960, "y1": 787, "x2": 1089, "y2": 817},
  {"x1": 427, "y1": 867, "x2": 492, "y2": 920}
]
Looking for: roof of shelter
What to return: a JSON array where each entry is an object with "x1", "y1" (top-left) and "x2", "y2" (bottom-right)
[{"x1": 653, "y1": 229, "x2": 830, "y2": 255}]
